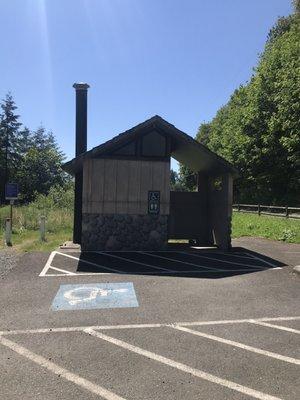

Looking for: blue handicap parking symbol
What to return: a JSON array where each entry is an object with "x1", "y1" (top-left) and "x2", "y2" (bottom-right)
[{"x1": 51, "y1": 282, "x2": 138, "y2": 311}]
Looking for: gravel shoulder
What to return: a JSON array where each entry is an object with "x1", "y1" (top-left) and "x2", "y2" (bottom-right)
[{"x1": 0, "y1": 249, "x2": 21, "y2": 279}]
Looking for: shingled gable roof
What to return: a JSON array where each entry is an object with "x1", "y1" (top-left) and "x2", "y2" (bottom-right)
[{"x1": 63, "y1": 115, "x2": 237, "y2": 176}]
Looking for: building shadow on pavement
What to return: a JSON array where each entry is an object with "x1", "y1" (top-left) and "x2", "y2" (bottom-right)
[{"x1": 74, "y1": 245, "x2": 286, "y2": 279}]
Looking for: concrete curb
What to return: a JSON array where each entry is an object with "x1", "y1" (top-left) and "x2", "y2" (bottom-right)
[{"x1": 293, "y1": 265, "x2": 300, "y2": 275}]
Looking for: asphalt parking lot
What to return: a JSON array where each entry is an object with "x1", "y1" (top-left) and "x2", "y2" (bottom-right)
[{"x1": 0, "y1": 238, "x2": 299, "y2": 400}]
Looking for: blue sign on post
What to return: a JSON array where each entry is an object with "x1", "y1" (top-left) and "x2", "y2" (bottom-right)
[
  {"x1": 5, "y1": 183, "x2": 19, "y2": 200},
  {"x1": 51, "y1": 282, "x2": 139, "y2": 311}
]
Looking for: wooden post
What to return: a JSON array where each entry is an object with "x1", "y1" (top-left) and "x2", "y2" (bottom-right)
[
  {"x1": 10, "y1": 199, "x2": 13, "y2": 230},
  {"x1": 285, "y1": 206, "x2": 289, "y2": 218},
  {"x1": 258, "y1": 204, "x2": 261, "y2": 216},
  {"x1": 40, "y1": 216, "x2": 46, "y2": 242},
  {"x1": 237, "y1": 204, "x2": 240, "y2": 212},
  {"x1": 5, "y1": 218, "x2": 12, "y2": 246}
]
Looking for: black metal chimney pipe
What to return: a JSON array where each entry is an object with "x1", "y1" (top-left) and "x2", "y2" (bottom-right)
[
  {"x1": 73, "y1": 83, "x2": 89, "y2": 244},
  {"x1": 73, "y1": 83, "x2": 89, "y2": 156}
]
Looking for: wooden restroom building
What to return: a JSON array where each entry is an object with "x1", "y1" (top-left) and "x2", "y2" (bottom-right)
[{"x1": 63, "y1": 84, "x2": 237, "y2": 251}]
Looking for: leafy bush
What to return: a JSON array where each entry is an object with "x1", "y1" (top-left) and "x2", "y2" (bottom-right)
[
  {"x1": 33, "y1": 183, "x2": 74, "y2": 211},
  {"x1": 279, "y1": 228, "x2": 296, "y2": 242},
  {"x1": 0, "y1": 184, "x2": 74, "y2": 234}
]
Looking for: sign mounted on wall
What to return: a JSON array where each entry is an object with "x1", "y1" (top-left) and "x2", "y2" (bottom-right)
[
  {"x1": 148, "y1": 191, "x2": 160, "y2": 215},
  {"x1": 5, "y1": 183, "x2": 19, "y2": 200}
]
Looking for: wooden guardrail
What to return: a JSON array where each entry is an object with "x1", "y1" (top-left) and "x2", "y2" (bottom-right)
[{"x1": 233, "y1": 204, "x2": 300, "y2": 219}]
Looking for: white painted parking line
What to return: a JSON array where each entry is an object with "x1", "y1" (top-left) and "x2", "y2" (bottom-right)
[
  {"x1": 55, "y1": 252, "x2": 118, "y2": 272},
  {"x1": 95, "y1": 251, "x2": 177, "y2": 273},
  {"x1": 179, "y1": 251, "x2": 269, "y2": 270},
  {"x1": 1, "y1": 316, "x2": 300, "y2": 336},
  {"x1": 0, "y1": 335, "x2": 126, "y2": 400},
  {"x1": 40, "y1": 251, "x2": 114, "y2": 277},
  {"x1": 39, "y1": 251, "x2": 57, "y2": 276},
  {"x1": 158, "y1": 269, "x2": 264, "y2": 273},
  {"x1": 55, "y1": 252, "x2": 122, "y2": 274},
  {"x1": 85, "y1": 328, "x2": 282, "y2": 400},
  {"x1": 172, "y1": 325, "x2": 300, "y2": 365},
  {"x1": 178, "y1": 316, "x2": 300, "y2": 327},
  {"x1": 249, "y1": 320, "x2": 300, "y2": 334},
  {"x1": 40, "y1": 267, "x2": 263, "y2": 278},
  {"x1": 0, "y1": 323, "x2": 166, "y2": 336},
  {"x1": 3, "y1": 316, "x2": 297, "y2": 400},
  {"x1": 48, "y1": 266, "x2": 77, "y2": 275},
  {"x1": 44, "y1": 272, "x2": 111, "y2": 277}
]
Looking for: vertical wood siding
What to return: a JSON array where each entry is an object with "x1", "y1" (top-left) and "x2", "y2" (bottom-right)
[{"x1": 82, "y1": 159, "x2": 170, "y2": 215}]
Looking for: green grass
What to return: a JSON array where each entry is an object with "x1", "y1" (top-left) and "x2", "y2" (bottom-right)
[
  {"x1": 1, "y1": 206, "x2": 299, "y2": 252},
  {"x1": 1, "y1": 228, "x2": 73, "y2": 252},
  {"x1": 232, "y1": 211, "x2": 300, "y2": 243}
]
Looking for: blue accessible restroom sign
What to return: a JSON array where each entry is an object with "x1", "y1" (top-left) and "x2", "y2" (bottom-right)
[
  {"x1": 51, "y1": 282, "x2": 139, "y2": 311},
  {"x1": 148, "y1": 190, "x2": 160, "y2": 215},
  {"x1": 5, "y1": 183, "x2": 19, "y2": 200}
]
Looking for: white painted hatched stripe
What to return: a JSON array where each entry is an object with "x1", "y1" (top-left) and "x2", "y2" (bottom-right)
[
  {"x1": 178, "y1": 251, "x2": 269, "y2": 270},
  {"x1": 95, "y1": 251, "x2": 177, "y2": 273},
  {"x1": 40, "y1": 250, "x2": 280, "y2": 277},
  {"x1": 142, "y1": 251, "x2": 268, "y2": 272},
  {"x1": 243, "y1": 252, "x2": 278, "y2": 268},
  {"x1": 141, "y1": 251, "x2": 227, "y2": 272},
  {"x1": 218, "y1": 252, "x2": 255, "y2": 259}
]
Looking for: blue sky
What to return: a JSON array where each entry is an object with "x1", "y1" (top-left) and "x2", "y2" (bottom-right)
[{"x1": 0, "y1": 0, "x2": 292, "y2": 169}]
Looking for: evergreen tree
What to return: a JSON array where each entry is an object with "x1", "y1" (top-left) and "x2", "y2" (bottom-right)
[
  {"x1": 197, "y1": 123, "x2": 211, "y2": 146},
  {"x1": 178, "y1": 164, "x2": 197, "y2": 191},
  {"x1": 17, "y1": 127, "x2": 32, "y2": 156},
  {"x1": 0, "y1": 93, "x2": 69, "y2": 204},
  {"x1": 0, "y1": 93, "x2": 22, "y2": 203},
  {"x1": 170, "y1": 169, "x2": 187, "y2": 191},
  {"x1": 17, "y1": 126, "x2": 68, "y2": 202},
  {"x1": 293, "y1": 0, "x2": 300, "y2": 13}
]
